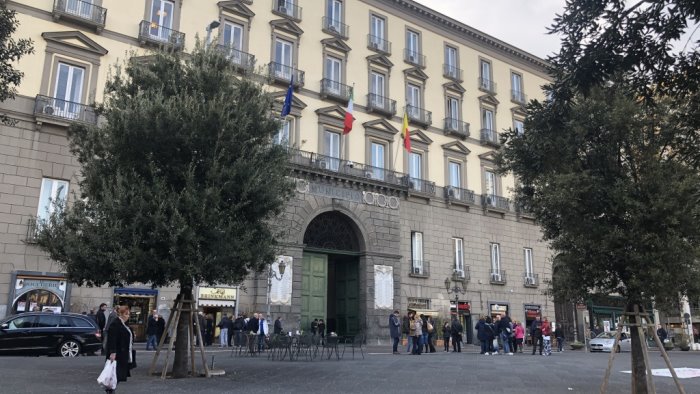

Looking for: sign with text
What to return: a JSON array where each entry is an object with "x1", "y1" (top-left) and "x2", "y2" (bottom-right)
[{"x1": 198, "y1": 287, "x2": 237, "y2": 301}]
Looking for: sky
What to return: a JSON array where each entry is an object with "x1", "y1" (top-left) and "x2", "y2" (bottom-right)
[{"x1": 414, "y1": 0, "x2": 568, "y2": 59}]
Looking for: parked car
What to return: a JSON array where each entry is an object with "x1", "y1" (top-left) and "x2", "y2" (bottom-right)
[
  {"x1": 589, "y1": 331, "x2": 632, "y2": 353},
  {"x1": 0, "y1": 312, "x2": 102, "y2": 357}
]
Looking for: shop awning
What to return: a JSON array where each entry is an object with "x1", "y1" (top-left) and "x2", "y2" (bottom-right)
[
  {"x1": 410, "y1": 309, "x2": 439, "y2": 317},
  {"x1": 198, "y1": 300, "x2": 236, "y2": 308},
  {"x1": 114, "y1": 288, "x2": 158, "y2": 296}
]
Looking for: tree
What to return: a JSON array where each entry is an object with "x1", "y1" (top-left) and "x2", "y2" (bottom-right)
[
  {"x1": 35, "y1": 44, "x2": 294, "y2": 378},
  {"x1": 0, "y1": 2, "x2": 33, "y2": 124}
]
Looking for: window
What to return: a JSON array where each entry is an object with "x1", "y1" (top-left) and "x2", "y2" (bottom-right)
[
  {"x1": 65, "y1": 0, "x2": 95, "y2": 19},
  {"x1": 444, "y1": 45, "x2": 459, "y2": 79},
  {"x1": 8, "y1": 316, "x2": 36, "y2": 330},
  {"x1": 514, "y1": 119, "x2": 524, "y2": 136},
  {"x1": 370, "y1": 14, "x2": 385, "y2": 41},
  {"x1": 326, "y1": 0, "x2": 342, "y2": 30},
  {"x1": 524, "y1": 248, "x2": 534, "y2": 276},
  {"x1": 480, "y1": 59, "x2": 492, "y2": 90},
  {"x1": 149, "y1": 0, "x2": 174, "y2": 41},
  {"x1": 453, "y1": 238, "x2": 464, "y2": 277},
  {"x1": 370, "y1": 71, "x2": 385, "y2": 106},
  {"x1": 324, "y1": 56, "x2": 342, "y2": 94},
  {"x1": 274, "y1": 119, "x2": 291, "y2": 146},
  {"x1": 274, "y1": 38, "x2": 293, "y2": 78},
  {"x1": 482, "y1": 108, "x2": 494, "y2": 131},
  {"x1": 484, "y1": 170, "x2": 497, "y2": 196},
  {"x1": 370, "y1": 142, "x2": 385, "y2": 180},
  {"x1": 324, "y1": 129, "x2": 340, "y2": 171},
  {"x1": 406, "y1": 30, "x2": 419, "y2": 56},
  {"x1": 490, "y1": 242, "x2": 501, "y2": 275},
  {"x1": 276, "y1": 0, "x2": 296, "y2": 17},
  {"x1": 406, "y1": 83, "x2": 421, "y2": 117},
  {"x1": 411, "y1": 231, "x2": 423, "y2": 274},
  {"x1": 37, "y1": 178, "x2": 69, "y2": 222},
  {"x1": 511, "y1": 72, "x2": 523, "y2": 102},
  {"x1": 37, "y1": 315, "x2": 60, "y2": 328},
  {"x1": 447, "y1": 97, "x2": 460, "y2": 126},
  {"x1": 53, "y1": 62, "x2": 85, "y2": 118},
  {"x1": 448, "y1": 161, "x2": 461, "y2": 189},
  {"x1": 409, "y1": 151, "x2": 422, "y2": 179}
]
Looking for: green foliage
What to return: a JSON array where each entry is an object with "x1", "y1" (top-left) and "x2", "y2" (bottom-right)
[
  {"x1": 0, "y1": 3, "x2": 33, "y2": 124},
  {"x1": 36, "y1": 42, "x2": 295, "y2": 289}
]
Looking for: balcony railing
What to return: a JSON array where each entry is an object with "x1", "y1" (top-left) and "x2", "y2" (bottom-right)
[
  {"x1": 24, "y1": 216, "x2": 39, "y2": 244},
  {"x1": 216, "y1": 45, "x2": 255, "y2": 71},
  {"x1": 320, "y1": 79, "x2": 352, "y2": 102},
  {"x1": 366, "y1": 93, "x2": 397, "y2": 117},
  {"x1": 272, "y1": 0, "x2": 302, "y2": 22},
  {"x1": 443, "y1": 64, "x2": 463, "y2": 81},
  {"x1": 138, "y1": 20, "x2": 185, "y2": 51},
  {"x1": 480, "y1": 128, "x2": 500, "y2": 147},
  {"x1": 322, "y1": 16, "x2": 348, "y2": 39},
  {"x1": 443, "y1": 118, "x2": 469, "y2": 139},
  {"x1": 268, "y1": 62, "x2": 305, "y2": 87},
  {"x1": 515, "y1": 201, "x2": 535, "y2": 217},
  {"x1": 53, "y1": 0, "x2": 106, "y2": 31},
  {"x1": 479, "y1": 77, "x2": 497, "y2": 94},
  {"x1": 407, "y1": 176, "x2": 436, "y2": 195},
  {"x1": 453, "y1": 266, "x2": 470, "y2": 281},
  {"x1": 34, "y1": 95, "x2": 97, "y2": 124},
  {"x1": 490, "y1": 269, "x2": 507, "y2": 284},
  {"x1": 444, "y1": 186, "x2": 475, "y2": 205},
  {"x1": 524, "y1": 273, "x2": 539, "y2": 288},
  {"x1": 404, "y1": 49, "x2": 426, "y2": 68},
  {"x1": 367, "y1": 34, "x2": 391, "y2": 54},
  {"x1": 511, "y1": 89, "x2": 527, "y2": 104},
  {"x1": 406, "y1": 105, "x2": 431, "y2": 127},
  {"x1": 482, "y1": 194, "x2": 510, "y2": 211},
  {"x1": 409, "y1": 260, "x2": 430, "y2": 278}
]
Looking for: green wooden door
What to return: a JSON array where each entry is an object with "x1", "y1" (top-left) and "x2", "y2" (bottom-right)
[
  {"x1": 335, "y1": 261, "x2": 359, "y2": 336},
  {"x1": 301, "y1": 253, "x2": 328, "y2": 333}
]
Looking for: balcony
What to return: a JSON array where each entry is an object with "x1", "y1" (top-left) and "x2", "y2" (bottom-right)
[
  {"x1": 272, "y1": 0, "x2": 302, "y2": 22},
  {"x1": 24, "y1": 216, "x2": 38, "y2": 244},
  {"x1": 404, "y1": 49, "x2": 426, "y2": 68},
  {"x1": 524, "y1": 273, "x2": 539, "y2": 288},
  {"x1": 268, "y1": 62, "x2": 305, "y2": 87},
  {"x1": 138, "y1": 20, "x2": 185, "y2": 51},
  {"x1": 407, "y1": 176, "x2": 436, "y2": 196},
  {"x1": 490, "y1": 269, "x2": 507, "y2": 285},
  {"x1": 52, "y1": 0, "x2": 106, "y2": 32},
  {"x1": 480, "y1": 128, "x2": 500, "y2": 147},
  {"x1": 367, "y1": 34, "x2": 391, "y2": 55},
  {"x1": 322, "y1": 17, "x2": 348, "y2": 39},
  {"x1": 320, "y1": 79, "x2": 352, "y2": 103},
  {"x1": 409, "y1": 260, "x2": 430, "y2": 278},
  {"x1": 443, "y1": 64, "x2": 463, "y2": 82},
  {"x1": 453, "y1": 266, "x2": 471, "y2": 282},
  {"x1": 482, "y1": 194, "x2": 510, "y2": 211},
  {"x1": 515, "y1": 201, "x2": 535, "y2": 219},
  {"x1": 511, "y1": 89, "x2": 527, "y2": 105},
  {"x1": 443, "y1": 118, "x2": 469, "y2": 139},
  {"x1": 444, "y1": 186, "x2": 475, "y2": 205},
  {"x1": 406, "y1": 105, "x2": 432, "y2": 127},
  {"x1": 366, "y1": 93, "x2": 397, "y2": 117},
  {"x1": 479, "y1": 77, "x2": 497, "y2": 94},
  {"x1": 34, "y1": 95, "x2": 97, "y2": 125},
  {"x1": 216, "y1": 45, "x2": 255, "y2": 72}
]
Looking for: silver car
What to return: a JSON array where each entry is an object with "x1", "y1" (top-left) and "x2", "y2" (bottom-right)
[{"x1": 589, "y1": 331, "x2": 632, "y2": 352}]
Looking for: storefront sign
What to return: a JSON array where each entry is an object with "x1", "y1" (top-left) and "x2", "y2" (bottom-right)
[
  {"x1": 450, "y1": 302, "x2": 471, "y2": 312},
  {"x1": 14, "y1": 277, "x2": 67, "y2": 303},
  {"x1": 199, "y1": 287, "x2": 237, "y2": 301},
  {"x1": 296, "y1": 180, "x2": 399, "y2": 210}
]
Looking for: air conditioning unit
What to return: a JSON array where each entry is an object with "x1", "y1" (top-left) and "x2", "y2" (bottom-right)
[
  {"x1": 491, "y1": 273, "x2": 502, "y2": 282},
  {"x1": 279, "y1": 6, "x2": 287, "y2": 14},
  {"x1": 485, "y1": 195, "x2": 493, "y2": 206},
  {"x1": 454, "y1": 270, "x2": 464, "y2": 278},
  {"x1": 525, "y1": 276, "x2": 535, "y2": 285},
  {"x1": 43, "y1": 105, "x2": 55, "y2": 115},
  {"x1": 409, "y1": 55, "x2": 416, "y2": 63},
  {"x1": 413, "y1": 267, "x2": 421, "y2": 274},
  {"x1": 370, "y1": 41, "x2": 379, "y2": 50},
  {"x1": 409, "y1": 180, "x2": 416, "y2": 189},
  {"x1": 364, "y1": 171, "x2": 374, "y2": 179},
  {"x1": 318, "y1": 160, "x2": 328, "y2": 169},
  {"x1": 447, "y1": 187, "x2": 456, "y2": 197}
]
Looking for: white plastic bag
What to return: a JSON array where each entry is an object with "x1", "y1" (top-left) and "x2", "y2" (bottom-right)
[{"x1": 97, "y1": 360, "x2": 117, "y2": 390}]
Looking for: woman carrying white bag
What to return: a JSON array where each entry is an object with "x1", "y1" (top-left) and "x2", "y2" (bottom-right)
[{"x1": 98, "y1": 305, "x2": 136, "y2": 393}]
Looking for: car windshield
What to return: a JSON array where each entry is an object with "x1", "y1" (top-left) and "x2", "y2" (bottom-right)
[{"x1": 596, "y1": 331, "x2": 617, "y2": 339}]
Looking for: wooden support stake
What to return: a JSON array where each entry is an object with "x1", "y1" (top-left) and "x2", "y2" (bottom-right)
[
  {"x1": 194, "y1": 306, "x2": 210, "y2": 377},
  {"x1": 161, "y1": 303, "x2": 181, "y2": 380},
  {"x1": 149, "y1": 295, "x2": 179, "y2": 376},
  {"x1": 600, "y1": 315, "x2": 624, "y2": 394},
  {"x1": 651, "y1": 324, "x2": 686, "y2": 394},
  {"x1": 633, "y1": 306, "x2": 655, "y2": 394}
]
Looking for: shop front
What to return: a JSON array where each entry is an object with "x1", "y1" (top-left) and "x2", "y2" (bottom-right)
[
  {"x1": 113, "y1": 288, "x2": 158, "y2": 342},
  {"x1": 450, "y1": 301, "x2": 472, "y2": 344},
  {"x1": 489, "y1": 302, "x2": 509, "y2": 319},
  {"x1": 9, "y1": 271, "x2": 70, "y2": 315},
  {"x1": 524, "y1": 304, "x2": 541, "y2": 345},
  {"x1": 197, "y1": 286, "x2": 237, "y2": 339}
]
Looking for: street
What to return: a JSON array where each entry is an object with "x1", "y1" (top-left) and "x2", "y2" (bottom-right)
[{"x1": 1, "y1": 344, "x2": 699, "y2": 393}]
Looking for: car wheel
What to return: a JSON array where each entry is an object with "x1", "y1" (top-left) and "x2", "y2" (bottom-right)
[{"x1": 59, "y1": 340, "x2": 81, "y2": 357}]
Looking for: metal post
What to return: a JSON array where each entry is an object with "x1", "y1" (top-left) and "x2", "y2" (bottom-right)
[{"x1": 265, "y1": 265, "x2": 272, "y2": 317}]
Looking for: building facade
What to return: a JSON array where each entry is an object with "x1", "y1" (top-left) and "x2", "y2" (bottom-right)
[{"x1": 0, "y1": 0, "x2": 553, "y2": 342}]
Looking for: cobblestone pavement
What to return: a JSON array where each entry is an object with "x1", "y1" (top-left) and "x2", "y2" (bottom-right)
[{"x1": 2, "y1": 344, "x2": 699, "y2": 393}]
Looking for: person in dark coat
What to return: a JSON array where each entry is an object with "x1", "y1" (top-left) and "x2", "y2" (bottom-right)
[
  {"x1": 274, "y1": 317, "x2": 283, "y2": 335},
  {"x1": 233, "y1": 315, "x2": 245, "y2": 346},
  {"x1": 106, "y1": 305, "x2": 135, "y2": 393},
  {"x1": 96, "y1": 303, "x2": 107, "y2": 355},
  {"x1": 205, "y1": 314, "x2": 214, "y2": 346},
  {"x1": 450, "y1": 316, "x2": 463, "y2": 353},
  {"x1": 388, "y1": 310, "x2": 401, "y2": 354},
  {"x1": 318, "y1": 319, "x2": 326, "y2": 341},
  {"x1": 475, "y1": 317, "x2": 488, "y2": 354},
  {"x1": 145, "y1": 310, "x2": 159, "y2": 350},
  {"x1": 530, "y1": 315, "x2": 543, "y2": 355},
  {"x1": 485, "y1": 316, "x2": 496, "y2": 354}
]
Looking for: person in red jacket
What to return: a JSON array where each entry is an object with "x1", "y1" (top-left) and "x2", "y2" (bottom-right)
[{"x1": 541, "y1": 316, "x2": 552, "y2": 356}]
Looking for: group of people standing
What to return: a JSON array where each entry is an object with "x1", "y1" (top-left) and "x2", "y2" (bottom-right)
[
  {"x1": 476, "y1": 314, "x2": 557, "y2": 356},
  {"x1": 387, "y1": 310, "x2": 464, "y2": 355},
  {"x1": 199, "y1": 312, "x2": 283, "y2": 352}
]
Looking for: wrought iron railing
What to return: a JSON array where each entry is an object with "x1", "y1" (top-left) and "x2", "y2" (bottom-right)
[
  {"x1": 453, "y1": 266, "x2": 470, "y2": 281},
  {"x1": 490, "y1": 269, "x2": 507, "y2": 284},
  {"x1": 138, "y1": 20, "x2": 185, "y2": 50},
  {"x1": 444, "y1": 186, "x2": 475, "y2": 204},
  {"x1": 407, "y1": 177, "x2": 436, "y2": 195},
  {"x1": 511, "y1": 89, "x2": 527, "y2": 104},
  {"x1": 524, "y1": 273, "x2": 539, "y2": 287},
  {"x1": 216, "y1": 45, "x2": 255, "y2": 70},
  {"x1": 272, "y1": 0, "x2": 302, "y2": 21},
  {"x1": 320, "y1": 78, "x2": 352, "y2": 102},
  {"x1": 34, "y1": 95, "x2": 97, "y2": 124},
  {"x1": 268, "y1": 62, "x2": 305, "y2": 87},
  {"x1": 409, "y1": 260, "x2": 429, "y2": 278},
  {"x1": 479, "y1": 77, "x2": 497, "y2": 94},
  {"x1": 443, "y1": 118, "x2": 469, "y2": 138},
  {"x1": 480, "y1": 128, "x2": 500, "y2": 146},
  {"x1": 366, "y1": 93, "x2": 396, "y2": 116},
  {"x1": 515, "y1": 201, "x2": 535, "y2": 217},
  {"x1": 443, "y1": 64, "x2": 462, "y2": 81},
  {"x1": 24, "y1": 216, "x2": 39, "y2": 244},
  {"x1": 53, "y1": 0, "x2": 107, "y2": 29},
  {"x1": 404, "y1": 49, "x2": 426, "y2": 67},
  {"x1": 406, "y1": 105, "x2": 431, "y2": 127},
  {"x1": 367, "y1": 34, "x2": 391, "y2": 54},
  {"x1": 482, "y1": 194, "x2": 510, "y2": 211},
  {"x1": 322, "y1": 16, "x2": 348, "y2": 39}
]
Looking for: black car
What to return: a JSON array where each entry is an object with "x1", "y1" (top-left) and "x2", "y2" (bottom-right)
[{"x1": 0, "y1": 312, "x2": 102, "y2": 357}]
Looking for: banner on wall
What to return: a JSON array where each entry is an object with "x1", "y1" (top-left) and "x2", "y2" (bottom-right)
[{"x1": 270, "y1": 256, "x2": 293, "y2": 305}]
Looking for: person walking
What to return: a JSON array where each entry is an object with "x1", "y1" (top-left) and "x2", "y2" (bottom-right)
[
  {"x1": 442, "y1": 321, "x2": 451, "y2": 352},
  {"x1": 145, "y1": 310, "x2": 159, "y2": 351},
  {"x1": 657, "y1": 325, "x2": 668, "y2": 343},
  {"x1": 311, "y1": 318, "x2": 319, "y2": 335},
  {"x1": 426, "y1": 315, "x2": 436, "y2": 353},
  {"x1": 105, "y1": 306, "x2": 136, "y2": 394},
  {"x1": 485, "y1": 316, "x2": 497, "y2": 355},
  {"x1": 420, "y1": 314, "x2": 429, "y2": 353},
  {"x1": 274, "y1": 316, "x2": 283, "y2": 335},
  {"x1": 542, "y1": 316, "x2": 552, "y2": 356},
  {"x1": 412, "y1": 312, "x2": 423, "y2": 355},
  {"x1": 218, "y1": 314, "x2": 230, "y2": 347},
  {"x1": 389, "y1": 310, "x2": 401, "y2": 354},
  {"x1": 318, "y1": 319, "x2": 326, "y2": 343},
  {"x1": 531, "y1": 315, "x2": 543, "y2": 355},
  {"x1": 103, "y1": 306, "x2": 118, "y2": 355},
  {"x1": 233, "y1": 315, "x2": 245, "y2": 346},
  {"x1": 514, "y1": 321, "x2": 525, "y2": 353},
  {"x1": 498, "y1": 313, "x2": 514, "y2": 355},
  {"x1": 96, "y1": 303, "x2": 107, "y2": 355},
  {"x1": 257, "y1": 313, "x2": 269, "y2": 352},
  {"x1": 205, "y1": 314, "x2": 214, "y2": 346},
  {"x1": 555, "y1": 322, "x2": 565, "y2": 352},
  {"x1": 451, "y1": 316, "x2": 463, "y2": 353},
  {"x1": 403, "y1": 313, "x2": 413, "y2": 353},
  {"x1": 475, "y1": 317, "x2": 488, "y2": 355}
]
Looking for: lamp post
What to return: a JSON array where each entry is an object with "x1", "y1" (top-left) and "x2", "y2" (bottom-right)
[
  {"x1": 265, "y1": 258, "x2": 287, "y2": 317},
  {"x1": 445, "y1": 276, "x2": 467, "y2": 326},
  {"x1": 205, "y1": 20, "x2": 221, "y2": 47}
]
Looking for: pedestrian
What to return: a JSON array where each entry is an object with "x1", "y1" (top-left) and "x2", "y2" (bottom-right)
[
  {"x1": 485, "y1": 316, "x2": 497, "y2": 354},
  {"x1": 156, "y1": 312, "x2": 165, "y2": 345},
  {"x1": 475, "y1": 317, "x2": 488, "y2": 355},
  {"x1": 420, "y1": 314, "x2": 429, "y2": 353},
  {"x1": 442, "y1": 321, "x2": 451, "y2": 352},
  {"x1": 509, "y1": 320, "x2": 517, "y2": 353},
  {"x1": 96, "y1": 303, "x2": 108, "y2": 355},
  {"x1": 105, "y1": 305, "x2": 136, "y2": 394},
  {"x1": 233, "y1": 315, "x2": 245, "y2": 346},
  {"x1": 451, "y1": 315, "x2": 463, "y2": 353},
  {"x1": 318, "y1": 319, "x2": 326, "y2": 342},
  {"x1": 218, "y1": 314, "x2": 230, "y2": 347},
  {"x1": 197, "y1": 312, "x2": 206, "y2": 346},
  {"x1": 145, "y1": 310, "x2": 159, "y2": 350},
  {"x1": 311, "y1": 318, "x2": 319, "y2": 335},
  {"x1": 531, "y1": 315, "x2": 543, "y2": 355},
  {"x1": 656, "y1": 325, "x2": 668, "y2": 343},
  {"x1": 103, "y1": 306, "x2": 118, "y2": 355},
  {"x1": 403, "y1": 313, "x2": 413, "y2": 353},
  {"x1": 497, "y1": 313, "x2": 514, "y2": 355},
  {"x1": 426, "y1": 315, "x2": 436, "y2": 353},
  {"x1": 388, "y1": 310, "x2": 401, "y2": 354},
  {"x1": 514, "y1": 321, "x2": 525, "y2": 353},
  {"x1": 555, "y1": 322, "x2": 565, "y2": 352},
  {"x1": 412, "y1": 312, "x2": 423, "y2": 355},
  {"x1": 274, "y1": 316, "x2": 283, "y2": 335},
  {"x1": 257, "y1": 313, "x2": 269, "y2": 352},
  {"x1": 542, "y1": 316, "x2": 552, "y2": 356},
  {"x1": 205, "y1": 313, "x2": 214, "y2": 346}
]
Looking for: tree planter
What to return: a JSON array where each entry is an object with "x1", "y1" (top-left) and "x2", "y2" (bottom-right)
[
  {"x1": 570, "y1": 342, "x2": 585, "y2": 350},
  {"x1": 663, "y1": 342, "x2": 675, "y2": 351}
]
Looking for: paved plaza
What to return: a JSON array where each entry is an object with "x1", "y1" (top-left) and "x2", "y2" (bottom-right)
[{"x1": 2, "y1": 345, "x2": 699, "y2": 393}]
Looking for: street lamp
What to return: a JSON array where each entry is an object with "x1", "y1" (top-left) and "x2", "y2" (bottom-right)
[
  {"x1": 265, "y1": 258, "x2": 287, "y2": 317},
  {"x1": 205, "y1": 20, "x2": 221, "y2": 47},
  {"x1": 445, "y1": 277, "x2": 467, "y2": 318}
]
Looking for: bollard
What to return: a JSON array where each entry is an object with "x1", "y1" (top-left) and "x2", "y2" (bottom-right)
[{"x1": 210, "y1": 355, "x2": 215, "y2": 370}]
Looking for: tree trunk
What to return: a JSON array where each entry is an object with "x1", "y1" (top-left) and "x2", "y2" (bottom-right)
[
  {"x1": 628, "y1": 302, "x2": 649, "y2": 394},
  {"x1": 171, "y1": 283, "x2": 193, "y2": 378}
]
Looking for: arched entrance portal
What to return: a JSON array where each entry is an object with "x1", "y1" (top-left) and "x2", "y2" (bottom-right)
[{"x1": 301, "y1": 211, "x2": 362, "y2": 337}]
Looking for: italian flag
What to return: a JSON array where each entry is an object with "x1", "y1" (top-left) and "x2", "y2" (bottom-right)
[
  {"x1": 402, "y1": 112, "x2": 411, "y2": 151},
  {"x1": 343, "y1": 90, "x2": 354, "y2": 134}
]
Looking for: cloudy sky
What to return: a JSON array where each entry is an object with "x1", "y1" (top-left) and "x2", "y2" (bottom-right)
[{"x1": 414, "y1": 0, "x2": 568, "y2": 59}]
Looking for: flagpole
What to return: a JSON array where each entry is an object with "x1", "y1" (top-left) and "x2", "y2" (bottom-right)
[{"x1": 393, "y1": 101, "x2": 408, "y2": 172}]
